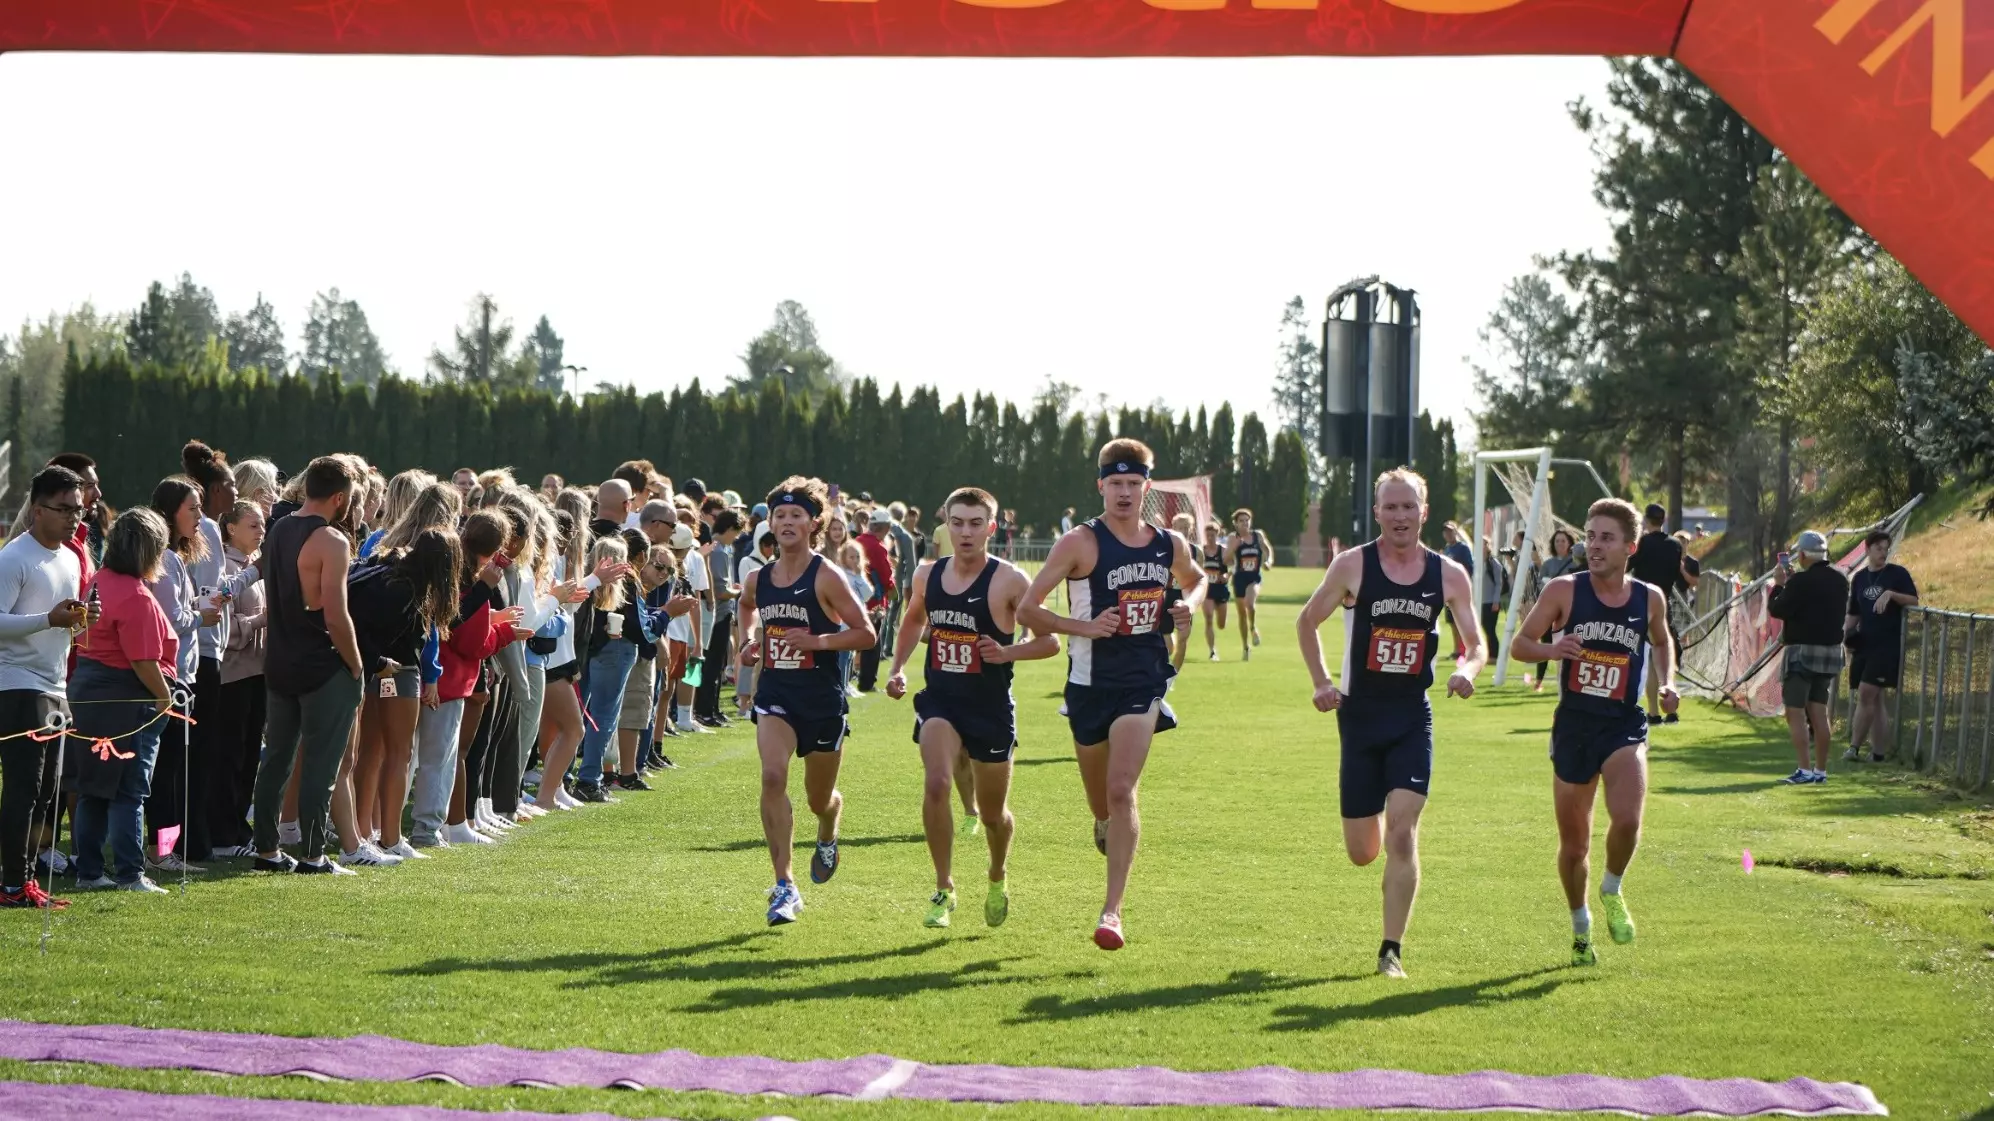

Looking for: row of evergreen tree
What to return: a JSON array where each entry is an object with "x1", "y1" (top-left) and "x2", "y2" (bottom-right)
[{"x1": 63, "y1": 350, "x2": 1361, "y2": 544}]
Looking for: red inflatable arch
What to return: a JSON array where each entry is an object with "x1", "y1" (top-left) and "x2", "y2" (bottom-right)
[{"x1": 5, "y1": 0, "x2": 1990, "y2": 344}]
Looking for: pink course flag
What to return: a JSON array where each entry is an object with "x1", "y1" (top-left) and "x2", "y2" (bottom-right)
[
  {"x1": 1741, "y1": 849, "x2": 1755, "y2": 874},
  {"x1": 156, "y1": 825, "x2": 181, "y2": 860}
]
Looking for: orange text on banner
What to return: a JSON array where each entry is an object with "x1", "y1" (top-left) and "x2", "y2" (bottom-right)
[{"x1": 1815, "y1": 0, "x2": 1994, "y2": 179}]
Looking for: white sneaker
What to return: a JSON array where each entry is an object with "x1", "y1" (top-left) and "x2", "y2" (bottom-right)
[
  {"x1": 339, "y1": 842, "x2": 404, "y2": 867},
  {"x1": 523, "y1": 769, "x2": 542, "y2": 789},
  {"x1": 516, "y1": 803, "x2": 547, "y2": 819},
  {"x1": 147, "y1": 853, "x2": 205, "y2": 874},
  {"x1": 117, "y1": 876, "x2": 171, "y2": 894},
  {"x1": 74, "y1": 874, "x2": 115, "y2": 890},
  {"x1": 845, "y1": 682, "x2": 864, "y2": 700},
  {"x1": 278, "y1": 820, "x2": 303, "y2": 846},
  {"x1": 553, "y1": 788, "x2": 582, "y2": 810},
  {"x1": 382, "y1": 840, "x2": 428, "y2": 860},
  {"x1": 35, "y1": 848, "x2": 69, "y2": 874},
  {"x1": 442, "y1": 821, "x2": 495, "y2": 846}
]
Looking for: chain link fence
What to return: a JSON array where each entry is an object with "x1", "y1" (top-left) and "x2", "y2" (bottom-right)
[{"x1": 1894, "y1": 607, "x2": 1993, "y2": 792}]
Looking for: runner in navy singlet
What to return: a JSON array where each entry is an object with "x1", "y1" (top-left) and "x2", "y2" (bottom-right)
[
  {"x1": 737, "y1": 475, "x2": 877, "y2": 927},
  {"x1": 1226, "y1": 508, "x2": 1273, "y2": 660},
  {"x1": 1021, "y1": 438, "x2": 1208, "y2": 951},
  {"x1": 1199, "y1": 520, "x2": 1231, "y2": 661},
  {"x1": 1296, "y1": 468, "x2": 1485, "y2": 978},
  {"x1": 886, "y1": 486, "x2": 1057, "y2": 931},
  {"x1": 1166, "y1": 513, "x2": 1197, "y2": 674},
  {"x1": 1513, "y1": 498, "x2": 1676, "y2": 967}
]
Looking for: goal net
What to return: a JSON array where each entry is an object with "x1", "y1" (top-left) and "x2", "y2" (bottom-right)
[
  {"x1": 1471, "y1": 448, "x2": 1615, "y2": 685},
  {"x1": 1142, "y1": 475, "x2": 1215, "y2": 544}
]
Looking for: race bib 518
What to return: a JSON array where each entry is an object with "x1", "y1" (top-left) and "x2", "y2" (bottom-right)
[{"x1": 929, "y1": 628, "x2": 982, "y2": 674}]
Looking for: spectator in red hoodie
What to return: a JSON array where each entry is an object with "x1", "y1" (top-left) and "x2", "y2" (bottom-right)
[
  {"x1": 856, "y1": 508, "x2": 897, "y2": 693},
  {"x1": 408, "y1": 511, "x2": 523, "y2": 849}
]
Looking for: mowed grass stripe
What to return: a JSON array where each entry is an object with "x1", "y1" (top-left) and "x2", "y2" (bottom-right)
[{"x1": 4, "y1": 569, "x2": 1989, "y2": 1119}]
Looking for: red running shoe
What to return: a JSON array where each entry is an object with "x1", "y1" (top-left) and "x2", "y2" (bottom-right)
[
  {"x1": 1093, "y1": 913, "x2": 1125, "y2": 951},
  {"x1": 1, "y1": 881, "x2": 69, "y2": 910}
]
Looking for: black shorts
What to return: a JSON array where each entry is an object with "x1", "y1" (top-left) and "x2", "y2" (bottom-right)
[
  {"x1": 1550, "y1": 705, "x2": 1647, "y2": 785},
  {"x1": 1858, "y1": 644, "x2": 1901, "y2": 689},
  {"x1": 1061, "y1": 682, "x2": 1175, "y2": 747},
  {"x1": 1846, "y1": 648, "x2": 1866, "y2": 692},
  {"x1": 1231, "y1": 573, "x2": 1260, "y2": 599},
  {"x1": 546, "y1": 661, "x2": 579, "y2": 683},
  {"x1": 752, "y1": 705, "x2": 847, "y2": 757},
  {"x1": 1205, "y1": 580, "x2": 1231, "y2": 604},
  {"x1": 1336, "y1": 695, "x2": 1432, "y2": 818},
  {"x1": 912, "y1": 690, "x2": 1016, "y2": 764}
]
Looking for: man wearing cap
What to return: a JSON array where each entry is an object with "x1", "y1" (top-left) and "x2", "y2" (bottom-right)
[
  {"x1": 1627, "y1": 504, "x2": 1686, "y2": 724},
  {"x1": 1768, "y1": 530, "x2": 1848, "y2": 785}
]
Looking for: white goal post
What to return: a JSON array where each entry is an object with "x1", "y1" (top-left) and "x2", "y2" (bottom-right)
[{"x1": 1470, "y1": 447, "x2": 1615, "y2": 686}]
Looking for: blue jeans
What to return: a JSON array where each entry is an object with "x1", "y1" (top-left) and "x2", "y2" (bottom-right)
[
  {"x1": 71, "y1": 706, "x2": 166, "y2": 884},
  {"x1": 579, "y1": 641, "x2": 637, "y2": 786}
]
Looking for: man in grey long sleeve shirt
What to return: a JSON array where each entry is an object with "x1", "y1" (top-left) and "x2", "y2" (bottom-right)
[{"x1": 0, "y1": 465, "x2": 90, "y2": 908}]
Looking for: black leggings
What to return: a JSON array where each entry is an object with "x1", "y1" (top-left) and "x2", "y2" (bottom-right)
[
  {"x1": 463, "y1": 677, "x2": 512, "y2": 810},
  {"x1": 208, "y1": 674, "x2": 266, "y2": 850},
  {"x1": 0, "y1": 691, "x2": 56, "y2": 888},
  {"x1": 1481, "y1": 604, "x2": 1501, "y2": 666}
]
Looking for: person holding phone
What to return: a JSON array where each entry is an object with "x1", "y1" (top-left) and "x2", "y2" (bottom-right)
[{"x1": 1768, "y1": 530, "x2": 1850, "y2": 786}]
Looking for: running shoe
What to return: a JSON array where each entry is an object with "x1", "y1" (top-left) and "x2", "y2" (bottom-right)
[
  {"x1": 1571, "y1": 937, "x2": 1597, "y2": 966},
  {"x1": 1600, "y1": 892, "x2": 1636, "y2": 945},
  {"x1": 985, "y1": 880, "x2": 1009, "y2": 928},
  {"x1": 1093, "y1": 818, "x2": 1109, "y2": 856},
  {"x1": 383, "y1": 840, "x2": 428, "y2": 861},
  {"x1": 1093, "y1": 913, "x2": 1125, "y2": 951},
  {"x1": 1808, "y1": 771, "x2": 1828, "y2": 785},
  {"x1": 1242, "y1": 647, "x2": 1251, "y2": 663},
  {"x1": 653, "y1": 752, "x2": 678, "y2": 770},
  {"x1": 1869, "y1": 753, "x2": 1887, "y2": 764},
  {"x1": 339, "y1": 843, "x2": 404, "y2": 868},
  {"x1": 1252, "y1": 628, "x2": 1262, "y2": 647},
  {"x1": 958, "y1": 814, "x2": 981, "y2": 839},
  {"x1": 442, "y1": 821, "x2": 496, "y2": 845},
  {"x1": 0, "y1": 882, "x2": 67, "y2": 910},
  {"x1": 1842, "y1": 748, "x2": 1863, "y2": 763},
  {"x1": 574, "y1": 782, "x2": 611, "y2": 804},
  {"x1": 1663, "y1": 712, "x2": 1679, "y2": 724},
  {"x1": 810, "y1": 840, "x2": 840, "y2": 884},
  {"x1": 73, "y1": 874, "x2": 115, "y2": 890},
  {"x1": 1778, "y1": 768, "x2": 1813, "y2": 785},
  {"x1": 767, "y1": 881, "x2": 803, "y2": 925},
  {"x1": 552, "y1": 788, "x2": 583, "y2": 810},
  {"x1": 1377, "y1": 948, "x2": 1406, "y2": 978},
  {"x1": 210, "y1": 844, "x2": 256, "y2": 858},
  {"x1": 294, "y1": 858, "x2": 357, "y2": 876},
  {"x1": 1208, "y1": 650, "x2": 1219, "y2": 661},
  {"x1": 252, "y1": 853, "x2": 298, "y2": 873},
  {"x1": 1645, "y1": 710, "x2": 1662, "y2": 725},
  {"x1": 116, "y1": 876, "x2": 170, "y2": 894},
  {"x1": 147, "y1": 853, "x2": 204, "y2": 875},
  {"x1": 615, "y1": 773, "x2": 652, "y2": 792},
  {"x1": 924, "y1": 889, "x2": 956, "y2": 928},
  {"x1": 35, "y1": 848, "x2": 68, "y2": 875}
]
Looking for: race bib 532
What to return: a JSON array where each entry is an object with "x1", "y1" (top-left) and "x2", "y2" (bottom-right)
[{"x1": 1117, "y1": 587, "x2": 1165, "y2": 635}]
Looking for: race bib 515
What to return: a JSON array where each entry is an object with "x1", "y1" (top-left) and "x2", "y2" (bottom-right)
[{"x1": 1366, "y1": 626, "x2": 1429, "y2": 675}]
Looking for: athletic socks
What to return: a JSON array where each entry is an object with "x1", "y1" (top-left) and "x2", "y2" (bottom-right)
[
  {"x1": 1572, "y1": 906, "x2": 1592, "y2": 936},
  {"x1": 1379, "y1": 939, "x2": 1402, "y2": 959},
  {"x1": 1601, "y1": 872, "x2": 1623, "y2": 896}
]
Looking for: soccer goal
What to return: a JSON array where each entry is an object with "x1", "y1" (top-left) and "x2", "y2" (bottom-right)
[
  {"x1": 1141, "y1": 474, "x2": 1215, "y2": 542},
  {"x1": 1471, "y1": 448, "x2": 1615, "y2": 686}
]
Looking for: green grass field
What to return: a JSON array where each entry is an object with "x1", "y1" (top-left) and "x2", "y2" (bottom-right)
[{"x1": 5, "y1": 569, "x2": 1992, "y2": 1120}]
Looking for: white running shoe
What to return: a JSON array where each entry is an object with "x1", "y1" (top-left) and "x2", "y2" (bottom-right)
[
  {"x1": 383, "y1": 840, "x2": 428, "y2": 860},
  {"x1": 117, "y1": 876, "x2": 171, "y2": 894},
  {"x1": 442, "y1": 821, "x2": 495, "y2": 846},
  {"x1": 339, "y1": 842, "x2": 404, "y2": 867},
  {"x1": 278, "y1": 820, "x2": 303, "y2": 846},
  {"x1": 74, "y1": 874, "x2": 116, "y2": 890},
  {"x1": 553, "y1": 788, "x2": 583, "y2": 810},
  {"x1": 147, "y1": 853, "x2": 205, "y2": 874},
  {"x1": 35, "y1": 848, "x2": 69, "y2": 874},
  {"x1": 516, "y1": 802, "x2": 547, "y2": 819}
]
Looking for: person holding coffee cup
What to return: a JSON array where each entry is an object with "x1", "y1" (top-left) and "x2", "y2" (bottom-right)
[{"x1": 571, "y1": 536, "x2": 687, "y2": 803}]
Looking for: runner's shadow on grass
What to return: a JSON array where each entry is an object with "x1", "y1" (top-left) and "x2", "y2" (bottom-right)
[
  {"x1": 1506, "y1": 727, "x2": 1552, "y2": 736},
  {"x1": 689, "y1": 833, "x2": 926, "y2": 853},
  {"x1": 1014, "y1": 757, "x2": 1075, "y2": 767},
  {"x1": 1655, "y1": 782, "x2": 1777, "y2": 796},
  {"x1": 388, "y1": 933, "x2": 962, "y2": 991},
  {"x1": 685, "y1": 956, "x2": 1086, "y2": 1012},
  {"x1": 1008, "y1": 970, "x2": 1342, "y2": 1023},
  {"x1": 385, "y1": 931, "x2": 779, "y2": 979},
  {"x1": 1264, "y1": 967, "x2": 1587, "y2": 1032}
]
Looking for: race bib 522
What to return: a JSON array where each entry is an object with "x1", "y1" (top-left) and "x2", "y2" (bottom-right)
[{"x1": 765, "y1": 626, "x2": 815, "y2": 671}]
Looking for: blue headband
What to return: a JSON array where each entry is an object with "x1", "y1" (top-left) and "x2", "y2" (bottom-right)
[
  {"x1": 772, "y1": 491, "x2": 823, "y2": 519},
  {"x1": 1100, "y1": 460, "x2": 1152, "y2": 479}
]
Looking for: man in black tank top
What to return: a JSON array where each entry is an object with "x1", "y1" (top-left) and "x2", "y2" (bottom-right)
[
  {"x1": 1296, "y1": 468, "x2": 1486, "y2": 979},
  {"x1": 1199, "y1": 520, "x2": 1231, "y2": 660},
  {"x1": 1021, "y1": 438, "x2": 1209, "y2": 952},
  {"x1": 737, "y1": 476, "x2": 878, "y2": 927},
  {"x1": 886, "y1": 486, "x2": 1058, "y2": 931},
  {"x1": 249, "y1": 456, "x2": 366, "y2": 875},
  {"x1": 1513, "y1": 498, "x2": 1677, "y2": 967}
]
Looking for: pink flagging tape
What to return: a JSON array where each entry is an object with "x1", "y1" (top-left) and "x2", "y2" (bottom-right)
[{"x1": 0, "y1": 1021, "x2": 1887, "y2": 1116}]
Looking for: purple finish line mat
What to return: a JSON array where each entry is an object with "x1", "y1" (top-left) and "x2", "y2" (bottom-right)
[
  {"x1": 0, "y1": 1080, "x2": 711, "y2": 1121},
  {"x1": 0, "y1": 1020, "x2": 1887, "y2": 1116}
]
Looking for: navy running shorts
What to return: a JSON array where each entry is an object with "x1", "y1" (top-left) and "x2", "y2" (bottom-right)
[
  {"x1": 1231, "y1": 573, "x2": 1260, "y2": 599},
  {"x1": 752, "y1": 684, "x2": 848, "y2": 757},
  {"x1": 912, "y1": 690, "x2": 1017, "y2": 764},
  {"x1": 1061, "y1": 682, "x2": 1176, "y2": 747},
  {"x1": 1336, "y1": 695, "x2": 1433, "y2": 818},
  {"x1": 1206, "y1": 581, "x2": 1231, "y2": 605},
  {"x1": 1550, "y1": 706, "x2": 1646, "y2": 785}
]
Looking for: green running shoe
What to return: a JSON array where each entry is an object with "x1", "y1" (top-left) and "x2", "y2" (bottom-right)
[
  {"x1": 958, "y1": 814, "x2": 981, "y2": 839},
  {"x1": 1571, "y1": 937, "x2": 1597, "y2": 966},
  {"x1": 985, "y1": 879, "x2": 1009, "y2": 927},
  {"x1": 1600, "y1": 892, "x2": 1635, "y2": 945},
  {"x1": 924, "y1": 889, "x2": 956, "y2": 928}
]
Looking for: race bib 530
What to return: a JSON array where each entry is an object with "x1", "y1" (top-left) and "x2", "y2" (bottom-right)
[{"x1": 1569, "y1": 648, "x2": 1631, "y2": 700}]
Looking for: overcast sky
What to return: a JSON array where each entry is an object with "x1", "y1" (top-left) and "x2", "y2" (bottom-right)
[{"x1": 0, "y1": 52, "x2": 1612, "y2": 443}]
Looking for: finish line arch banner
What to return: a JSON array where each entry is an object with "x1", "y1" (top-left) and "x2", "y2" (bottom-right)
[{"x1": 3, "y1": 0, "x2": 1990, "y2": 345}]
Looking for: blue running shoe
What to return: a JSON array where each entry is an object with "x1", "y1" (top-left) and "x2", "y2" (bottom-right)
[
  {"x1": 767, "y1": 881, "x2": 802, "y2": 925},
  {"x1": 810, "y1": 840, "x2": 840, "y2": 884}
]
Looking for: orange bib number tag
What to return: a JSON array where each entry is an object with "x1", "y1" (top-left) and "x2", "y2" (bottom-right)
[
  {"x1": 1117, "y1": 587, "x2": 1165, "y2": 635},
  {"x1": 1241, "y1": 555, "x2": 1259, "y2": 573},
  {"x1": 1569, "y1": 648, "x2": 1631, "y2": 700},
  {"x1": 929, "y1": 628, "x2": 982, "y2": 675},
  {"x1": 764, "y1": 626, "x2": 815, "y2": 671},
  {"x1": 1366, "y1": 626, "x2": 1429, "y2": 675}
]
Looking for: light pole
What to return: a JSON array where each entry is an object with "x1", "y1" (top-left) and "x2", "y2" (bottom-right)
[{"x1": 562, "y1": 363, "x2": 589, "y2": 398}]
